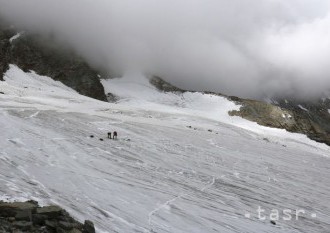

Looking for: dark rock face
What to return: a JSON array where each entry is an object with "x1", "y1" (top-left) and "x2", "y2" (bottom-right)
[
  {"x1": 0, "y1": 201, "x2": 96, "y2": 233},
  {"x1": 0, "y1": 22, "x2": 107, "y2": 101},
  {"x1": 0, "y1": 23, "x2": 13, "y2": 81}
]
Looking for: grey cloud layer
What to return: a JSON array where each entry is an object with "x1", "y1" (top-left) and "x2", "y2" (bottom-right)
[{"x1": 1, "y1": 0, "x2": 330, "y2": 98}]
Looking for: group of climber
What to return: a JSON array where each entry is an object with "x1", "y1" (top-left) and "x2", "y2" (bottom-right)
[
  {"x1": 107, "y1": 131, "x2": 118, "y2": 140},
  {"x1": 90, "y1": 131, "x2": 118, "y2": 141}
]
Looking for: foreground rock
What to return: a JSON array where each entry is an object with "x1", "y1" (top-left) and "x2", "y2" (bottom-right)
[{"x1": 0, "y1": 201, "x2": 95, "y2": 233}]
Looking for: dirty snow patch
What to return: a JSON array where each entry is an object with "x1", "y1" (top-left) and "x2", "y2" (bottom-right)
[
  {"x1": 9, "y1": 32, "x2": 23, "y2": 43},
  {"x1": 298, "y1": 105, "x2": 309, "y2": 111}
]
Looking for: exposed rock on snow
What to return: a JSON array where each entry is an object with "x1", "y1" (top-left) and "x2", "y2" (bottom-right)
[
  {"x1": 0, "y1": 201, "x2": 95, "y2": 233},
  {"x1": 149, "y1": 76, "x2": 185, "y2": 93},
  {"x1": 229, "y1": 99, "x2": 296, "y2": 129},
  {"x1": 229, "y1": 97, "x2": 330, "y2": 146}
]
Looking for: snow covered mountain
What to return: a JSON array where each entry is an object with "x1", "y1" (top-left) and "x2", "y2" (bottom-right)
[
  {"x1": 1, "y1": 65, "x2": 330, "y2": 233},
  {"x1": 1, "y1": 22, "x2": 330, "y2": 147}
]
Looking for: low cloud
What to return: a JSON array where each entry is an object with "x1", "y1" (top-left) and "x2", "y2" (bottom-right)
[{"x1": 1, "y1": 0, "x2": 330, "y2": 99}]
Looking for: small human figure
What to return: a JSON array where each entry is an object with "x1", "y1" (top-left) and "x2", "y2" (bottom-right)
[
  {"x1": 113, "y1": 131, "x2": 118, "y2": 140},
  {"x1": 107, "y1": 132, "x2": 112, "y2": 139}
]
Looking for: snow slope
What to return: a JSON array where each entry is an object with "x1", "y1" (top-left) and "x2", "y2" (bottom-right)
[{"x1": 1, "y1": 66, "x2": 330, "y2": 233}]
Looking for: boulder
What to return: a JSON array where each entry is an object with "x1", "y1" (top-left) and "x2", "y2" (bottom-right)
[{"x1": 83, "y1": 220, "x2": 95, "y2": 233}]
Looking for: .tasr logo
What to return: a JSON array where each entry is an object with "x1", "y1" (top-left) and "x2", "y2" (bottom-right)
[{"x1": 244, "y1": 206, "x2": 317, "y2": 222}]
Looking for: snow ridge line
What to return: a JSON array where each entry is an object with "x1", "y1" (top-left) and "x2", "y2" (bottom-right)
[
  {"x1": 25, "y1": 111, "x2": 40, "y2": 119},
  {"x1": 148, "y1": 176, "x2": 216, "y2": 231},
  {"x1": 148, "y1": 193, "x2": 187, "y2": 228}
]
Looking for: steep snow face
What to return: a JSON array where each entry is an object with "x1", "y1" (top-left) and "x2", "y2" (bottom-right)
[
  {"x1": 1, "y1": 66, "x2": 330, "y2": 233},
  {"x1": 101, "y1": 74, "x2": 239, "y2": 123}
]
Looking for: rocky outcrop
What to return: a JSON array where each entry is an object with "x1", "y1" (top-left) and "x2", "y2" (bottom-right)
[
  {"x1": 229, "y1": 96, "x2": 330, "y2": 146},
  {"x1": 275, "y1": 98, "x2": 330, "y2": 144},
  {"x1": 228, "y1": 98, "x2": 296, "y2": 128},
  {"x1": 149, "y1": 76, "x2": 185, "y2": 93},
  {"x1": 0, "y1": 22, "x2": 107, "y2": 101},
  {"x1": 0, "y1": 200, "x2": 96, "y2": 233}
]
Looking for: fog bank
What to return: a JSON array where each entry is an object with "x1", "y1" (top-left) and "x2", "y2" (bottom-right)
[{"x1": 1, "y1": 0, "x2": 330, "y2": 99}]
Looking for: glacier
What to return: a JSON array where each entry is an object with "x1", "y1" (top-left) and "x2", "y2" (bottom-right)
[{"x1": 0, "y1": 65, "x2": 330, "y2": 232}]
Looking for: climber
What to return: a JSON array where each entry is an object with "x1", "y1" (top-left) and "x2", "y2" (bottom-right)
[{"x1": 113, "y1": 131, "x2": 118, "y2": 140}]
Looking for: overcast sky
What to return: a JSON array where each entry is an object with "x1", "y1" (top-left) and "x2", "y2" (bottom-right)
[{"x1": 1, "y1": 0, "x2": 330, "y2": 99}]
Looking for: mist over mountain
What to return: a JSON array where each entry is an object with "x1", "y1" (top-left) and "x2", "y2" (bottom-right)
[{"x1": 1, "y1": 0, "x2": 330, "y2": 99}]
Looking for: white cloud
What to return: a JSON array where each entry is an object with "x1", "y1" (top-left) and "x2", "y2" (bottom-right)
[{"x1": 1, "y1": 0, "x2": 330, "y2": 98}]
